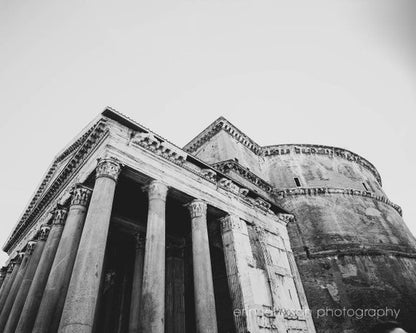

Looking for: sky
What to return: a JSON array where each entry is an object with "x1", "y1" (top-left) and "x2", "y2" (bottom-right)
[{"x1": 0, "y1": 0, "x2": 415, "y2": 266}]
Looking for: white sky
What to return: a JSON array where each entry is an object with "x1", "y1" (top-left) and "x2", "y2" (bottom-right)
[{"x1": 1, "y1": 0, "x2": 415, "y2": 266}]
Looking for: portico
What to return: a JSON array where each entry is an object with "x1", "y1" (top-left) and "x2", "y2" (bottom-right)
[{"x1": 0, "y1": 109, "x2": 316, "y2": 333}]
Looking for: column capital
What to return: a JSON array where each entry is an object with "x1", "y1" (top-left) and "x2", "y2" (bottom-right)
[
  {"x1": 96, "y1": 157, "x2": 122, "y2": 181},
  {"x1": 143, "y1": 180, "x2": 168, "y2": 201},
  {"x1": 220, "y1": 214, "x2": 246, "y2": 233},
  {"x1": 135, "y1": 232, "x2": 146, "y2": 250},
  {"x1": 39, "y1": 225, "x2": 51, "y2": 241},
  {"x1": 6, "y1": 261, "x2": 16, "y2": 273},
  {"x1": 187, "y1": 200, "x2": 207, "y2": 219},
  {"x1": 52, "y1": 206, "x2": 68, "y2": 226},
  {"x1": 70, "y1": 184, "x2": 93, "y2": 207},
  {"x1": 26, "y1": 240, "x2": 38, "y2": 254},
  {"x1": 15, "y1": 251, "x2": 25, "y2": 262}
]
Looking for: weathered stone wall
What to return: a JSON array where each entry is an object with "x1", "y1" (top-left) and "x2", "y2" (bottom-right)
[
  {"x1": 266, "y1": 151, "x2": 416, "y2": 332},
  {"x1": 294, "y1": 254, "x2": 416, "y2": 333},
  {"x1": 192, "y1": 130, "x2": 264, "y2": 175},
  {"x1": 279, "y1": 195, "x2": 416, "y2": 254},
  {"x1": 265, "y1": 151, "x2": 384, "y2": 196},
  {"x1": 189, "y1": 125, "x2": 416, "y2": 332}
]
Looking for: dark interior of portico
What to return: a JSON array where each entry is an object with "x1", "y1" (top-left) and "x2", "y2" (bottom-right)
[{"x1": 94, "y1": 174, "x2": 235, "y2": 333}]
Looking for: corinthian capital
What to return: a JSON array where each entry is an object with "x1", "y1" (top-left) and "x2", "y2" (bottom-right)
[
  {"x1": 7, "y1": 261, "x2": 17, "y2": 273},
  {"x1": 39, "y1": 225, "x2": 51, "y2": 241},
  {"x1": 96, "y1": 157, "x2": 122, "y2": 181},
  {"x1": 70, "y1": 184, "x2": 93, "y2": 207},
  {"x1": 26, "y1": 240, "x2": 38, "y2": 254},
  {"x1": 135, "y1": 232, "x2": 146, "y2": 250},
  {"x1": 143, "y1": 180, "x2": 168, "y2": 201},
  {"x1": 52, "y1": 206, "x2": 68, "y2": 226},
  {"x1": 220, "y1": 215, "x2": 244, "y2": 233},
  {"x1": 187, "y1": 200, "x2": 207, "y2": 219}
]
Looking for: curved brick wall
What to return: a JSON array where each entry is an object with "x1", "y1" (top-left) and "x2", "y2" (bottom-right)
[{"x1": 266, "y1": 150, "x2": 416, "y2": 332}]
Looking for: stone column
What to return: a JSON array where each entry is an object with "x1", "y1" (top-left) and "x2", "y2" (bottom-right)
[
  {"x1": 15, "y1": 207, "x2": 68, "y2": 333},
  {"x1": 0, "y1": 267, "x2": 6, "y2": 290},
  {"x1": 220, "y1": 214, "x2": 256, "y2": 332},
  {"x1": 128, "y1": 232, "x2": 145, "y2": 333},
  {"x1": 0, "y1": 243, "x2": 35, "y2": 329},
  {"x1": 0, "y1": 256, "x2": 22, "y2": 310},
  {"x1": 58, "y1": 157, "x2": 121, "y2": 333},
  {"x1": 139, "y1": 180, "x2": 168, "y2": 333},
  {"x1": 32, "y1": 185, "x2": 92, "y2": 333},
  {"x1": 187, "y1": 200, "x2": 218, "y2": 333},
  {"x1": 3, "y1": 226, "x2": 49, "y2": 333}
]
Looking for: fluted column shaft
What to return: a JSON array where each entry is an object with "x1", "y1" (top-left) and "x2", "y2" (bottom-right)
[
  {"x1": 58, "y1": 157, "x2": 121, "y2": 333},
  {"x1": 3, "y1": 227, "x2": 49, "y2": 333},
  {"x1": 128, "y1": 232, "x2": 145, "y2": 333},
  {"x1": 0, "y1": 268, "x2": 6, "y2": 290},
  {"x1": 15, "y1": 207, "x2": 68, "y2": 333},
  {"x1": 0, "y1": 260, "x2": 19, "y2": 310},
  {"x1": 139, "y1": 180, "x2": 168, "y2": 333},
  {"x1": 32, "y1": 185, "x2": 92, "y2": 333},
  {"x1": 0, "y1": 244, "x2": 34, "y2": 330},
  {"x1": 188, "y1": 200, "x2": 218, "y2": 333}
]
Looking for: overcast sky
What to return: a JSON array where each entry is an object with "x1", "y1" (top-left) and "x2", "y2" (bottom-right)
[{"x1": 0, "y1": 0, "x2": 415, "y2": 266}]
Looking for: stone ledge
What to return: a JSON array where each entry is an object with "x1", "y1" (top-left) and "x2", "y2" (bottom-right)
[
  {"x1": 293, "y1": 246, "x2": 416, "y2": 260},
  {"x1": 263, "y1": 144, "x2": 382, "y2": 185},
  {"x1": 274, "y1": 187, "x2": 402, "y2": 216}
]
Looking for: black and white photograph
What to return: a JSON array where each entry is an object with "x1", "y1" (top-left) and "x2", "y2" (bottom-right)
[{"x1": 0, "y1": 1, "x2": 415, "y2": 332}]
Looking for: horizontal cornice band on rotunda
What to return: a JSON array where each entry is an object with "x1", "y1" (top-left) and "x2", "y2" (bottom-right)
[{"x1": 275, "y1": 187, "x2": 402, "y2": 216}]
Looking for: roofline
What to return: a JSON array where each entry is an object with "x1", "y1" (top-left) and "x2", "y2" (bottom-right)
[{"x1": 183, "y1": 116, "x2": 382, "y2": 185}]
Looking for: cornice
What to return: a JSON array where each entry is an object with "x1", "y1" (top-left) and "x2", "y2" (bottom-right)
[
  {"x1": 211, "y1": 160, "x2": 274, "y2": 193},
  {"x1": 274, "y1": 187, "x2": 402, "y2": 216},
  {"x1": 183, "y1": 118, "x2": 382, "y2": 186},
  {"x1": 263, "y1": 144, "x2": 382, "y2": 185},
  {"x1": 293, "y1": 244, "x2": 416, "y2": 260},
  {"x1": 3, "y1": 119, "x2": 109, "y2": 252},
  {"x1": 128, "y1": 136, "x2": 279, "y2": 217},
  {"x1": 184, "y1": 117, "x2": 262, "y2": 155}
]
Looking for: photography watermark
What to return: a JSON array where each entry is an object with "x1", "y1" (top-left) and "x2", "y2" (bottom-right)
[
  {"x1": 316, "y1": 307, "x2": 400, "y2": 320},
  {"x1": 233, "y1": 306, "x2": 400, "y2": 320}
]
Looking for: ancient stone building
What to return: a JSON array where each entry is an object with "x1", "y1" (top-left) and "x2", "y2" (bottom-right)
[{"x1": 0, "y1": 108, "x2": 414, "y2": 333}]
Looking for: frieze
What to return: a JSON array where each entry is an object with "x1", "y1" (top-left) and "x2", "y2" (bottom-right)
[
  {"x1": 219, "y1": 177, "x2": 240, "y2": 195},
  {"x1": 200, "y1": 168, "x2": 217, "y2": 182},
  {"x1": 131, "y1": 131, "x2": 187, "y2": 164},
  {"x1": 274, "y1": 187, "x2": 402, "y2": 216}
]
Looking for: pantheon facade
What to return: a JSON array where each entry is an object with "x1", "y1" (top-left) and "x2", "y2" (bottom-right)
[{"x1": 0, "y1": 108, "x2": 415, "y2": 333}]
